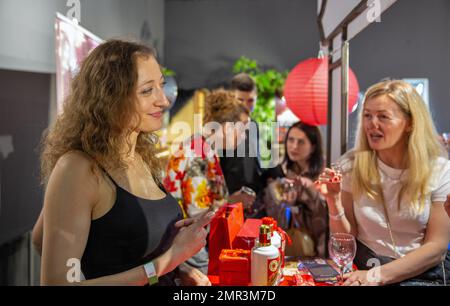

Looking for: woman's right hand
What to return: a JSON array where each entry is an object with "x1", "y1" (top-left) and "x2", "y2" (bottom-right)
[
  {"x1": 171, "y1": 211, "x2": 215, "y2": 264},
  {"x1": 315, "y1": 168, "x2": 342, "y2": 200},
  {"x1": 178, "y1": 263, "x2": 212, "y2": 286}
]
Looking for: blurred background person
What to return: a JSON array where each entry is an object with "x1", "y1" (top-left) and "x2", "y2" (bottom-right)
[
  {"x1": 259, "y1": 121, "x2": 328, "y2": 257},
  {"x1": 216, "y1": 73, "x2": 261, "y2": 214},
  {"x1": 164, "y1": 89, "x2": 252, "y2": 275}
]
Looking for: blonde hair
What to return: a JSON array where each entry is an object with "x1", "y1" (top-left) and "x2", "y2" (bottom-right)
[
  {"x1": 203, "y1": 89, "x2": 249, "y2": 124},
  {"x1": 352, "y1": 80, "x2": 444, "y2": 213},
  {"x1": 40, "y1": 40, "x2": 162, "y2": 184}
]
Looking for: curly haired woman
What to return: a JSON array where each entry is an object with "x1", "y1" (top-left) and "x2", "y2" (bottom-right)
[{"x1": 32, "y1": 40, "x2": 212, "y2": 285}]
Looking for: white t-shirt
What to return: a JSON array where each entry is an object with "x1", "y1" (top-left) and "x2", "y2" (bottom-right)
[{"x1": 341, "y1": 157, "x2": 450, "y2": 258}]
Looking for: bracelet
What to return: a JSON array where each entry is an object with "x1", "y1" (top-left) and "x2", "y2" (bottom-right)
[
  {"x1": 143, "y1": 261, "x2": 159, "y2": 285},
  {"x1": 329, "y1": 210, "x2": 345, "y2": 221}
]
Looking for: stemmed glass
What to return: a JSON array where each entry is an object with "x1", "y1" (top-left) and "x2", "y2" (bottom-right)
[{"x1": 328, "y1": 233, "x2": 356, "y2": 285}]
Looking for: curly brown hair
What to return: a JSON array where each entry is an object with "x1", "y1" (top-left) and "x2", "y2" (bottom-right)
[
  {"x1": 203, "y1": 89, "x2": 249, "y2": 124},
  {"x1": 40, "y1": 39, "x2": 162, "y2": 184}
]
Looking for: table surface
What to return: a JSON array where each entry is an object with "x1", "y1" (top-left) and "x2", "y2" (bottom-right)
[
  {"x1": 210, "y1": 257, "x2": 352, "y2": 286},
  {"x1": 280, "y1": 258, "x2": 341, "y2": 286}
]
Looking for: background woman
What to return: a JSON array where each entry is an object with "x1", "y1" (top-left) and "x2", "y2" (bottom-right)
[{"x1": 260, "y1": 121, "x2": 328, "y2": 257}]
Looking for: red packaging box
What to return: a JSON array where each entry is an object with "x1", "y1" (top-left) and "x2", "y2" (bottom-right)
[
  {"x1": 219, "y1": 249, "x2": 251, "y2": 286},
  {"x1": 232, "y1": 219, "x2": 262, "y2": 250},
  {"x1": 208, "y1": 202, "x2": 244, "y2": 277}
]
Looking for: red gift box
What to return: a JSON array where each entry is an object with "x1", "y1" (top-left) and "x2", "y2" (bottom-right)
[
  {"x1": 232, "y1": 219, "x2": 262, "y2": 250},
  {"x1": 208, "y1": 203, "x2": 244, "y2": 277},
  {"x1": 219, "y1": 249, "x2": 251, "y2": 286}
]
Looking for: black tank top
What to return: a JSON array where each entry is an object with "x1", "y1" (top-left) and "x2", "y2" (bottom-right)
[{"x1": 81, "y1": 172, "x2": 183, "y2": 285}]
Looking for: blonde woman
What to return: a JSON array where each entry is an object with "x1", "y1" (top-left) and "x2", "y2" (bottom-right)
[{"x1": 318, "y1": 80, "x2": 450, "y2": 286}]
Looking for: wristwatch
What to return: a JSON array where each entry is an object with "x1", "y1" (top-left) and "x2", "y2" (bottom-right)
[{"x1": 144, "y1": 261, "x2": 158, "y2": 285}]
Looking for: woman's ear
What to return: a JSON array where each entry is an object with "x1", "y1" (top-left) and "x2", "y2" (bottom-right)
[{"x1": 405, "y1": 119, "x2": 413, "y2": 133}]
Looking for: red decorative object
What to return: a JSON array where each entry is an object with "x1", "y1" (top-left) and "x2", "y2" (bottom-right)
[
  {"x1": 232, "y1": 219, "x2": 262, "y2": 250},
  {"x1": 219, "y1": 249, "x2": 251, "y2": 286},
  {"x1": 208, "y1": 203, "x2": 244, "y2": 276},
  {"x1": 284, "y1": 58, "x2": 360, "y2": 126}
]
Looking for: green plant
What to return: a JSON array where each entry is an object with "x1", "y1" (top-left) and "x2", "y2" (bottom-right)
[{"x1": 162, "y1": 67, "x2": 176, "y2": 77}]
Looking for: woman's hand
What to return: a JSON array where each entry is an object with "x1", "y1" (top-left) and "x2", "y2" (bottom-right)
[
  {"x1": 298, "y1": 176, "x2": 314, "y2": 189},
  {"x1": 315, "y1": 168, "x2": 342, "y2": 199},
  {"x1": 178, "y1": 263, "x2": 212, "y2": 286},
  {"x1": 342, "y1": 269, "x2": 382, "y2": 286},
  {"x1": 229, "y1": 190, "x2": 256, "y2": 211},
  {"x1": 281, "y1": 179, "x2": 298, "y2": 205},
  {"x1": 170, "y1": 211, "x2": 215, "y2": 267}
]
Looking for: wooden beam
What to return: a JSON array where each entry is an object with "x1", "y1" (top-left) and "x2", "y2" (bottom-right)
[
  {"x1": 317, "y1": 0, "x2": 328, "y2": 45},
  {"x1": 324, "y1": 0, "x2": 369, "y2": 42},
  {"x1": 326, "y1": 40, "x2": 334, "y2": 167},
  {"x1": 329, "y1": 59, "x2": 342, "y2": 71},
  {"x1": 340, "y1": 31, "x2": 349, "y2": 155}
]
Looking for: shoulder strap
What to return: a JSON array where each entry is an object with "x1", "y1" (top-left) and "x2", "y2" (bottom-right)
[{"x1": 95, "y1": 162, "x2": 118, "y2": 187}]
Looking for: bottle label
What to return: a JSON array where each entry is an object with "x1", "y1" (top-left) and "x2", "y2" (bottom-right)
[
  {"x1": 267, "y1": 256, "x2": 280, "y2": 286},
  {"x1": 279, "y1": 247, "x2": 285, "y2": 268}
]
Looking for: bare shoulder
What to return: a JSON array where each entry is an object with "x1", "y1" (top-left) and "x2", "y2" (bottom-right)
[
  {"x1": 47, "y1": 150, "x2": 101, "y2": 205},
  {"x1": 55, "y1": 151, "x2": 103, "y2": 179},
  {"x1": 56, "y1": 150, "x2": 96, "y2": 170}
]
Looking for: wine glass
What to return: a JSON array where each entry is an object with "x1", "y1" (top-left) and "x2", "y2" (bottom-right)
[{"x1": 328, "y1": 233, "x2": 356, "y2": 285}]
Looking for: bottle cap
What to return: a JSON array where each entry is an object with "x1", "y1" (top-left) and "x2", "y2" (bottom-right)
[
  {"x1": 259, "y1": 224, "x2": 269, "y2": 234},
  {"x1": 262, "y1": 217, "x2": 277, "y2": 233},
  {"x1": 259, "y1": 225, "x2": 271, "y2": 246}
]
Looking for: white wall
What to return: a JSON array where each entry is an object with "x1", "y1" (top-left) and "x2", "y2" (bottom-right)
[{"x1": 0, "y1": 0, "x2": 165, "y2": 74}]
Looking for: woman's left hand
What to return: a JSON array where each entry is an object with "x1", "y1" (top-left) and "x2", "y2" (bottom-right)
[
  {"x1": 342, "y1": 270, "x2": 382, "y2": 286},
  {"x1": 178, "y1": 263, "x2": 212, "y2": 286}
]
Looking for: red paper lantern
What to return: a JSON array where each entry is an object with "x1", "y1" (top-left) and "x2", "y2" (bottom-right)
[{"x1": 284, "y1": 58, "x2": 360, "y2": 126}]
